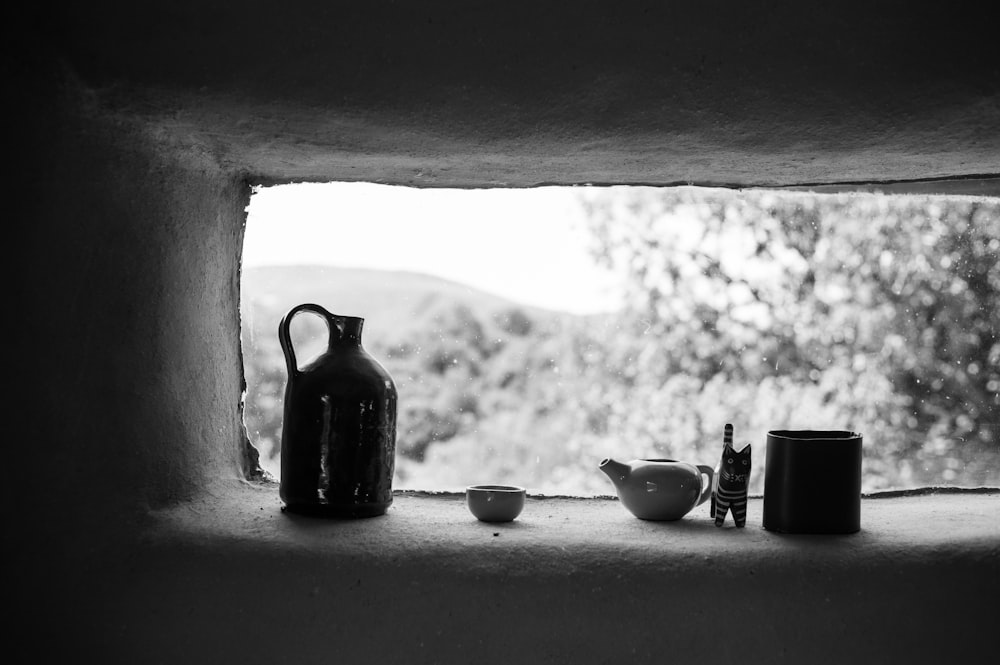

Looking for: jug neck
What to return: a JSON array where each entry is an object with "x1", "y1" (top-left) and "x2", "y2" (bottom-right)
[{"x1": 331, "y1": 316, "x2": 364, "y2": 346}]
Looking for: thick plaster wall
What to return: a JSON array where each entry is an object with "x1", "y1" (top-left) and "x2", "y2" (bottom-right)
[
  {"x1": 6, "y1": 4, "x2": 999, "y2": 663},
  {"x1": 30, "y1": 490, "x2": 1000, "y2": 664},
  {"x1": 28, "y1": 1, "x2": 1000, "y2": 187},
  {"x1": 9, "y1": 54, "x2": 249, "y2": 551}
]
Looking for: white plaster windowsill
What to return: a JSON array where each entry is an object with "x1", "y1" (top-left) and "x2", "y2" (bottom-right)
[
  {"x1": 152, "y1": 484, "x2": 1000, "y2": 566},
  {"x1": 130, "y1": 485, "x2": 999, "y2": 664}
]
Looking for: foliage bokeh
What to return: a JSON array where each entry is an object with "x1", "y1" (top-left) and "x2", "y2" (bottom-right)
[{"x1": 241, "y1": 189, "x2": 999, "y2": 494}]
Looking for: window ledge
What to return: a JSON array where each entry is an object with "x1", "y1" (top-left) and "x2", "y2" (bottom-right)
[
  {"x1": 152, "y1": 484, "x2": 1000, "y2": 567},
  {"x1": 128, "y1": 485, "x2": 999, "y2": 664}
]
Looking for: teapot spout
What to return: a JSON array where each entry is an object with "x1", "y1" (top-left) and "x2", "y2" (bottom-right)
[{"x1": 599, "y1": 458, "x2": 631, "y2": 490}]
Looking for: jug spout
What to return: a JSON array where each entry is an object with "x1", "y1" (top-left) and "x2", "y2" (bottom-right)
[{"x1": 599, "y1": 458, "x2": 631, "y2": 489}]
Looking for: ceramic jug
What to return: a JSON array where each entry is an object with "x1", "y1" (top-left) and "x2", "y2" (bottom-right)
[
  {"x1": 278, "y1": 304, "x2": 398, "y2": 518},
  {"x1": 599, "y1": 458, "x2": 714, "y2": 520}
]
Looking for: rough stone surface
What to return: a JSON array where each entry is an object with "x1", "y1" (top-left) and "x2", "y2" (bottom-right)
[
  {"x1": 7, "y1": 3, "x2": 1000, "y2": 663},
  {"x1": 9, "y1": 51, "x2": 250, "y2": 547},
  {"x1": 24, "y1": 1, "x2": 1000, "y2": 189},
  {"x1": 19, "y1": 488, "x2": 1000, "y2": 663}
]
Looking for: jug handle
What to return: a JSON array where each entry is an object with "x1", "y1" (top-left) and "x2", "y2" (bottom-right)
[
  {"x1": 278, "y1": 303, "x2": 343, "y2": 376},
  {"x1": 695, "y1": 465, "x2": 715, "y2": 506}
]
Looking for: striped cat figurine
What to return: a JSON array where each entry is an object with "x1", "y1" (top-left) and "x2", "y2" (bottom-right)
[{"x1": 711, "y1": 423, "x2": 751, "y2": 527}]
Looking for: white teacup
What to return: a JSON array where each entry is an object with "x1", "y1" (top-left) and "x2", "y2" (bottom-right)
[{"x1": 466, "y1": 485, "x2": 526, "y2": 522}]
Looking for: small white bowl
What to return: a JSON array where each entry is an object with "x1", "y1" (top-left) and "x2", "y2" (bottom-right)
[{"x1": 466, "y1": 485, "x2": 526, "y2": 522}]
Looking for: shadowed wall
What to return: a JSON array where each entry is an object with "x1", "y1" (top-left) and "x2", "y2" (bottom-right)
[{"x1": 6, "y1": 2, "x2": 998, "y2": 663}]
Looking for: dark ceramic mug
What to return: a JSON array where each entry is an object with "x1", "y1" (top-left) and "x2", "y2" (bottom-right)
[{"x1": 763, "y1": 430, "x2": 862, "y2": 534}]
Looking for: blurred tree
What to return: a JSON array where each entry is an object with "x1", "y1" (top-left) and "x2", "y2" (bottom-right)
[
  {"x1": 579, "y1": 188, "x2": 1000, "y2": 487},
  {"x1": 239, "y1": 190, "x2": 999, "y2": 492}
]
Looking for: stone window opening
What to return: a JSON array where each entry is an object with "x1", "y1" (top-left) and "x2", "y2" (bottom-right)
[{"x1": 239, "y1": 182, "x2": 1000, "y2": 496}]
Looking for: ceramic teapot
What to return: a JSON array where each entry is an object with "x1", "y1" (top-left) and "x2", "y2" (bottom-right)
[{"x1": 599, "y1": 458, "x2": 714, "y2": 520}]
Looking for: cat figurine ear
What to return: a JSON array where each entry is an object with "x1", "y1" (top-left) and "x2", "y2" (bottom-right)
[{"x1": 711, "y1": 424, "x2": 751, "y2": 527}]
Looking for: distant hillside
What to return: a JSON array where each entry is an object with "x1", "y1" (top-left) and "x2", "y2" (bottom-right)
[
  {"x1": 239, "y1": 264, "x2": 603, "y2": 486},
  {"x1": 240, "y1": 265, "x2": 577, "y2": 349}
]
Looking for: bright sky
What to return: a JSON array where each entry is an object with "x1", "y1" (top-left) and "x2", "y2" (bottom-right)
[{"x1": 242, "y1": 182, "x2": 625, "y2": 314}]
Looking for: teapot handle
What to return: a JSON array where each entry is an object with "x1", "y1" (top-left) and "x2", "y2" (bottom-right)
[
  {"x1": 695, "y1": 465, "x2": 715, "y2": 506},
  {"x1": 278, "y1": 303, "x2": 343, "y2": 377}
]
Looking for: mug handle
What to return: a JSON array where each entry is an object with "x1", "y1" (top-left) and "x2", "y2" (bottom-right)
[{"x1": 695, "y1": 465, "x2": 715, "y2": 506}]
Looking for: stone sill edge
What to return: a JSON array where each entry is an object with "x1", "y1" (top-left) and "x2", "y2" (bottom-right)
[
  {"x1": 250, "y1": 482, "x2": 1000, "y2": 501},
  {"x1": 161, "y1": 482, "x2": 998, "y2": 572}
]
